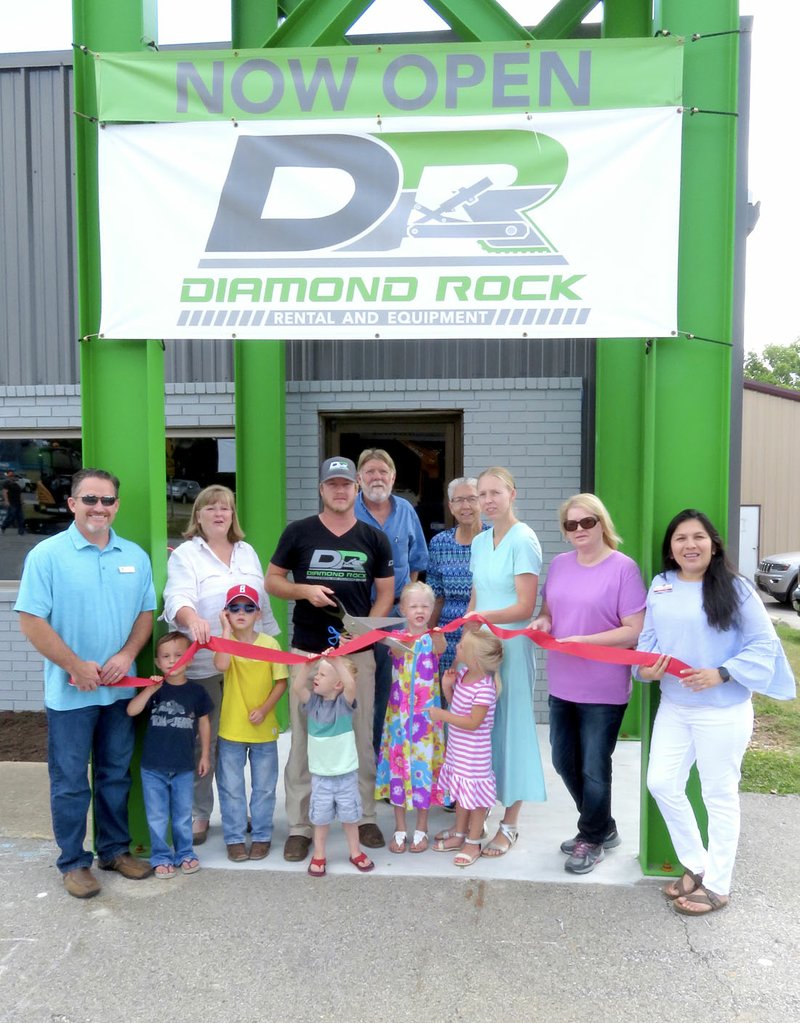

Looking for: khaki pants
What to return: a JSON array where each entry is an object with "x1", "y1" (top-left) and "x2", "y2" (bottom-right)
[{"x1": 284, "y1": 649, "x2": 377, "y2": 838}]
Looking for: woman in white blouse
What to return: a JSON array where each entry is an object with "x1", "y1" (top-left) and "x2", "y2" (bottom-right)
[{"x1": 163, "y1": 485, "x2": 279, "y2": 844}]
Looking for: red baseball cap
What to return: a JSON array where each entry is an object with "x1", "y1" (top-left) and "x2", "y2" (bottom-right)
[{"x1": 224, "y1": 584, "x2": 261, "y2": 609}]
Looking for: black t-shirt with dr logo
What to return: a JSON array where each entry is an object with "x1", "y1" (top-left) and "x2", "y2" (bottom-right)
[{"x1": 271, "y1": 516, "x2": 393, "y2": 653}]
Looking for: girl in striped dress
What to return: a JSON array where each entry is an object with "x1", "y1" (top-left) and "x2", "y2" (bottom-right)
[{"x1": 430, "y1": 631, "x2": 503, "y2": 867}]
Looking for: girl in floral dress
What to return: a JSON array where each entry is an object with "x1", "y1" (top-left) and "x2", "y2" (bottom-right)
[{"x1": 375, "y1": 581, "x2": 446, "y2": 853}]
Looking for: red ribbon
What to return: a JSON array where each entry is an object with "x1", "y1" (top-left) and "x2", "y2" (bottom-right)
[{"x1": 86, "y1": 614, "x2": 690, "y2": 688}]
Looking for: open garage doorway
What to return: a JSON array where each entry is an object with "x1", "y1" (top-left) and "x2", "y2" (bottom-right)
[{"x1": 321, "y1": 410, "x2": 462, "y2": 540}]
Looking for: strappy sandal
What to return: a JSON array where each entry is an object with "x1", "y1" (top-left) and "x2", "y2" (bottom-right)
[
  {"x1": 672, "y1": 886, "x2": 729, "y2": 916},
  {"x1": 662, "y1": 869, "x2": 704, "y2": 900},
  {"x1": 453, "y1": 838, "x2": 482, "y2": 868},
  {"x1": 409, "y1": 830, "x2": 428, "y2": 853},
  {"x1": 432, "y1": 830, "x2": 466, "y2": 852},
  {"x1": 481, "y1": 822, "x2": 519, "y2": 858},
  {"x1": 389, "y1": 831, "x2": 407, "y2": 854}
]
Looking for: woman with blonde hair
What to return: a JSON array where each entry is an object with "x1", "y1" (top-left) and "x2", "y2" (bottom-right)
[
  {"x1": 532, "y1": 493, "x2": 646, "y2": 874},
  {"x1": 464, "y1": 466, "x2": 544, "y2": 857},
  {"x1": 163, "y1": 485, "x2": 279, "y2": 844}
]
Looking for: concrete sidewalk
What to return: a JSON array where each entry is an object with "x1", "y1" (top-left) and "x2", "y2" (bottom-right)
[{"x1": 2, "y1": 733, "x2": 799, "y2": 1022}]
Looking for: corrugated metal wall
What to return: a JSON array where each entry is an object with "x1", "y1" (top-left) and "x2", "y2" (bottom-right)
[
  {"x1": 741, "y1": 384, "x2": 800, "y2": 556},
  {"x1": 1, "y1": 57, "x2": 77, "y2": 386},
  {"x1": 1, "y1": 54, "x2": 596, "y2": 442}
]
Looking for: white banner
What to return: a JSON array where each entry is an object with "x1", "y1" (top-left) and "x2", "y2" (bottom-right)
[{"x1": 98, "y1": 111, "x2": 681, "y2": 340}]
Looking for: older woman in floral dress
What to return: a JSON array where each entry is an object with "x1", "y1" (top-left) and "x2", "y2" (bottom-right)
[{"x1": 428, "y1": 477, "x2": 489, "y2": 673}]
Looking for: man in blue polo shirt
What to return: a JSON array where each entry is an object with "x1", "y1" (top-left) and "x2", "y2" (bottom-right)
[
  {"x1": 15, "y1": 468, "x2": 156, "y2": 899},
  {"x1": 354, "y1": 448, "x2": 428, "y2": 757}
]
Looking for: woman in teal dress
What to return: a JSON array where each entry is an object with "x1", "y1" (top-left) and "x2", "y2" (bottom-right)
[{"x1": 465, "y1": 466, "x2": 545, "y2": 857}]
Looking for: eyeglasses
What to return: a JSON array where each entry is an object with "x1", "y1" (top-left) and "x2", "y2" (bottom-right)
[
  {"x1": 564, "y1": 516, "x2": 599, "y2": 532},
  {"x1": 227, "y1": 603, "x2": 258, "y2": 614},
  {"x1": 78, "y1": 495, "x2": 118, "y2": 507},
  {"x1": 451, "y1": 496, "x2": 479, "y2": 505}
]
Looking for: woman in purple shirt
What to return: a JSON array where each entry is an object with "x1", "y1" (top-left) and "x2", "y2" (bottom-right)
[{"x1": 532, "y1": 493, "x2": 647, "y2": 875}]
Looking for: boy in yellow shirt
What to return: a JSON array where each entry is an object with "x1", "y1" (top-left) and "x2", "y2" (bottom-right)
[{"x1": 213, "y1": 584, "x2": 288, "y2": 862}]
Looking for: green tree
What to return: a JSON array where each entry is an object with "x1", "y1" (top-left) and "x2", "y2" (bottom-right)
[{"x1": 744, "y1": 340, "x2": 800, "y2": 390}]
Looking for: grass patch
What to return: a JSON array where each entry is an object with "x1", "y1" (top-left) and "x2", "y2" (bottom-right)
[{"x1": 741, "y1": 623, "x2": 800, "y2": 794}]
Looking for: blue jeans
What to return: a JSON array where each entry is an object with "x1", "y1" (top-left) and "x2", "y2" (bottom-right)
[
  {"x1": 140, "y1": 767, "x2": 195, "y2": 866},
  {"x1": 372, "y1": 641, "x2": 392, "y2": 758},
  {"x1": 216, "y1": 738, "x2": 279, "y2": 845},
  {"x1": 548, "y1": 695, "x2": 627, "y2": 846},
  {"x1": 46, "y1": 700, "x2": 135, "y2": 873}
]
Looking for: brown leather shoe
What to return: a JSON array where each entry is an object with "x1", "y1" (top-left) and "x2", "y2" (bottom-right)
[
  {"x1": 63, "y1": 867, "x2": 101, "y2": 899},
  {"x1": 283, "y1": 835, "x2": 312, "y2": 862},
  {"x1": 97, "y1": 853, "x2": 153, "y2": 880},
  {"x1": 358, "y1": 823, "x2": 386, "y2": 849},
  {"x1": 249, "y1": 841, "x2": 271, "y2": 861},
  {"x1": 227, "y1": 843, "x2": 249, "y2": 862}
]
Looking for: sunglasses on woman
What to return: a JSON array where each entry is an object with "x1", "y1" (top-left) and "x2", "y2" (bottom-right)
[
  {"x1": 77, "y1": 494, "x2": 118, "y2": 507},
  {"x1": 564, "y1": 516, "x2": 599, "y2": 532},
  {"x1": 227, "y1": 603, "x2": 258, "y2": 614}
]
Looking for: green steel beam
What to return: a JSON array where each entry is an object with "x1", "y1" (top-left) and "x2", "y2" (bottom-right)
[
  {"x1": 535, "y1": 0, "x2": 601, "y2": 41},
  {"x1": 425, "y1": 0, "x2": 531, "y2": 41},
  {"x1": 265, "y1": 0, "x2": 371, "y2": 47},
  {"x1": 598, "y1": 0, "x2": 738, "y2": 876},
  {"x1": 72, "y1": 0, "x2": 165, "y2": 853},
  {"x1": 232, "y1": 1, "x2": 289, "y2": 727},
  {"x1": 234, "y1": 0, "x2": 280, "y2": 48},
  {"x1": 594, "y1": 3, "x2": 651, "y2": 746}
]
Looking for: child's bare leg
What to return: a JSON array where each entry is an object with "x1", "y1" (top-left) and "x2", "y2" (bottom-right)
[
  {"x1": 467, "y1": 808, "x2": 488, "y2": 842},
  {"x1": 343, "y1": 822, "x2": 373, "y2": 867},
  {"x1": 434, "y1": 803, "x2": 468, "y2": 849},
  {"x1": 390, "y1": 806, "x2": 407, "y2": 853},
  {"x1": 309, "y1": 824, "x2": 328, "y2": 875},
  {"x1": 410, "y1": 808, "x2": 429, "y2": 852}
]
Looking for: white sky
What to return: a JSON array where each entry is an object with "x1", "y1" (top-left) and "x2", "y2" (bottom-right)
[{"x1": 3, "y1": 0, "x2": 796, "y2": 354}]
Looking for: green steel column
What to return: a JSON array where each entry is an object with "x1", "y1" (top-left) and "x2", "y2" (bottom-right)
[
  {"x1": 595, "y1": 1, "x2": 653, "y2": 743},
  {"x1": 72, "y1": 0, "x2": 165, "y2": 850},
  {"x1": 638, "y1": 0, "x2": 737, "y2": 879},
  {"x1": 231, "y1": 3, "x2": 289, "y2": 726}
]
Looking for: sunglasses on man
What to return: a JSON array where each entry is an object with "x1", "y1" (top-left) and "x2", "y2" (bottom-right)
[{"x1": 77, "y1": 495, "x2": 118, "y2": 507}]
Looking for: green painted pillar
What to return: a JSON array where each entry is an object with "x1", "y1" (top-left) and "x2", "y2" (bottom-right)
[
  {"x1": 73, "y1": 0, "x2": 166, "y2": 850},
  {"x1": 231, "y1": 2, "x2": 289, "y2": 726},
  {"x1": 596, "y1": 1, "x2": 654, "y2": 744},
  {"x1": 597, "y1": 0, "x2": 739, "y2": 875}
]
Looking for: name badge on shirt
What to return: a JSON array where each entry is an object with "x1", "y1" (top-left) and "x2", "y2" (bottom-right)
[
  {"x1": 653, "y1": 584, "x2": 672, "y2": 593},
  {"x1": 119, "y1": 566, "x2": 137, "y2": 574}
]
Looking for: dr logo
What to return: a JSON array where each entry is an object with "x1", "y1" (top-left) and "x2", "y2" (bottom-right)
[{"x1": 309, "y1": 549, "x2": 368, "y2": 572}]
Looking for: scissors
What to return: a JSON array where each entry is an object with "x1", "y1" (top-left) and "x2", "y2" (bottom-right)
[{"x1": 321, "y1": 596, "x2": 409, "y2": 651}]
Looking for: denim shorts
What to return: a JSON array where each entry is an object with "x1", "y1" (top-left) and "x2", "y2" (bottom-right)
[{"x1": 309, "y1": 770, "x2": 362, "y2": 826}]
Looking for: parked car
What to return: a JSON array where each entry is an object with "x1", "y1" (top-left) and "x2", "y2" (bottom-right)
[
  {"x1": 167, "y1": 479, "x2": 202, "y2": 503},
  {"x1": 792, "y1": 580, "x2": 800, "y2": 616},
  {"x1": 754, "y1": 552, "x2": 800, "y2": 605}
]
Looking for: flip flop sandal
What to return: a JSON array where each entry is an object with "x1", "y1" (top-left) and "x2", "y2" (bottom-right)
[
  {"x1": 307, "y1": 857, "x2": 327, "y2": 878},
  {"x1": 662, "y1": 869, "x2": 703, "y2": 900},
  {"x1": 481, "y1": 822, "x2": 519, "y2": 858},
  {"x1": 409, "y1": 830, "x2": 428, "y2": 853},
  {"x1": 389, "y1": 831, "x2": 407, "y2": 854},
  {"x1": 349, "y1": 853, "x2": 375, "y2": 873},
  {"x1": 154, "y1": 864, "x2": 176, "y2": 879},
  {"x1": 672, "y1": 887, "x2": 729, "y2": 916},
  {"x1": 180, "y1": 859, "x2": 200, "y2": 875},
  {"x1": 453, "y1": 839, "x2": 482, "y2": 868}
]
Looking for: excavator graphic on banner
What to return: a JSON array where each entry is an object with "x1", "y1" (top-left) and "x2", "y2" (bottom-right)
[{"x1": 344, "y1": 128, "x2": 569, "y2": 257}]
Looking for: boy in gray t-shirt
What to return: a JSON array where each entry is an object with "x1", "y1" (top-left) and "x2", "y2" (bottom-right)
[{"x1": 293, "y1": 656, "x2": 375, "y2": 877}]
